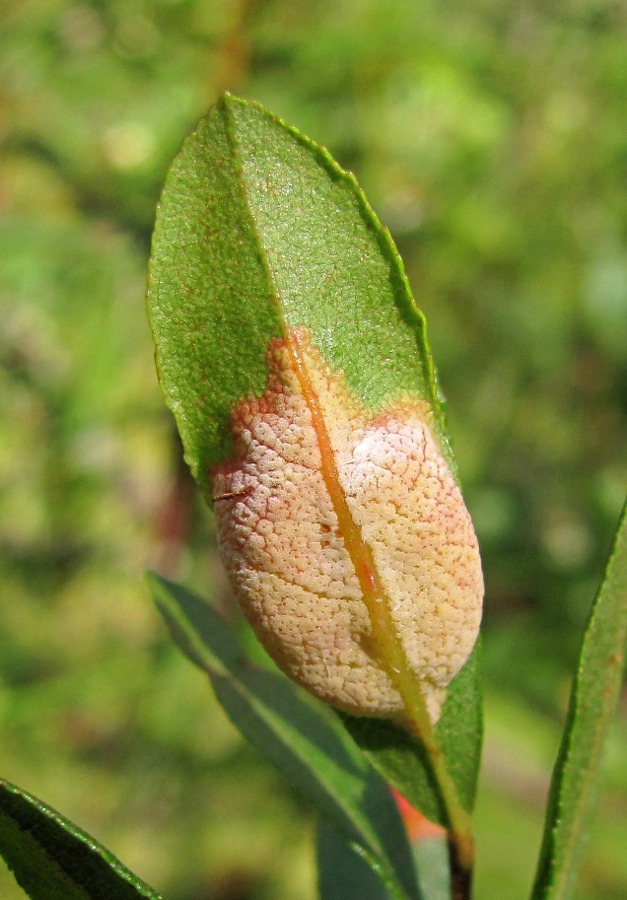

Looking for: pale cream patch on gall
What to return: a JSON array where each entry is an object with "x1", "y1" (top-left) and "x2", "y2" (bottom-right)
[{"x1": 211, "y1": 330, "x2": 483, "y2": 723}]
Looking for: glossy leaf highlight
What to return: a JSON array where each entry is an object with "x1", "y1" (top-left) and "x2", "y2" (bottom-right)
[
  {"x1": 147, "y1": 94, "x2": 449, "y2": 497},
  {"x1": 0, "y1": 779, "x2": 163, "y2": 900}
]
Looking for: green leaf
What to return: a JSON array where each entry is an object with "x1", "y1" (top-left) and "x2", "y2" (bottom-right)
[
  {"x1": 147, "y1": 94, "x2": 483, "y2": 833},
  {"x1": 147, "y1": 572, "x2": 421, "y2": 900},
  {"x1": 339, "y1": 640, "x2": 483, "y2": 825},
  {"x1": 531, "y1": 500, "x2": 627, "y2": 900},
  {"x1": 147, "y1": 93, "x2": 450, "y2": 498},
  {"x1": 315, "y1": 818, "x2": 391, "y2": 900},
  {"x1": 316, "y1": 818, "x2": 451, "y2": 900},
  {"x1": 411, "y1": 838, "x2": 450, "y2": 900},
  {"x1": 0, "y1": 779, "x2": 164, "y2": 900}
]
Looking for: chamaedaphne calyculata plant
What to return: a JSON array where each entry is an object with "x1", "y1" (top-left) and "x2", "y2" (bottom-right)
[{"x1": 0, "y1": 94, "x2": 625, "y2": 900}]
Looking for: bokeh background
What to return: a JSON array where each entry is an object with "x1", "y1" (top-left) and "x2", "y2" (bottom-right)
[{"x1": 1, "y1": 1, "x2": 626, "y2": 898}]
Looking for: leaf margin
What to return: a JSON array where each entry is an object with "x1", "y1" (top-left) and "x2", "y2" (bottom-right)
[
  {"x1": 531, "y1": 499, "x2": 627, "y2": 899},
  {"x1": 0, "y1": 778, "x2": 164, "y2": 900}
]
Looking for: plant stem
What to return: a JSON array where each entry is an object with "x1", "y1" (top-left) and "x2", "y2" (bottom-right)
[{"x1": 448, "y1": 837, "x2": 473, "y2": 900}]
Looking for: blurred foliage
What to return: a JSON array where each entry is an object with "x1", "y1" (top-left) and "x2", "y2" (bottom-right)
[{"x1": 0, "y1": 1, "x2": 625, "y2": 898}]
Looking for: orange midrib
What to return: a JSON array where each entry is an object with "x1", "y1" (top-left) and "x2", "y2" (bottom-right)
[
  {"x1": 285, "y1": 329, "x2": 424, "y2": 726},
  {"x1": 285, "y1": 330, "x2": 477, "y2": 870}
]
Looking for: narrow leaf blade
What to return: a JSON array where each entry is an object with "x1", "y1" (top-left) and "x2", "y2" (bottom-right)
[
  {"x1": 315, "y1": 818, "x2": 391, "y2": 900},
  {"x1": 532, "y1": 500, "x2": 627, "y2": 899},
  {"x1": 316, "y1": 818, "x2": 450, "y2": 900},
  {"x1": 0, "y1": 779, "x2": 164, "y2": 900},
  {"x1": 411, "y1": 838, "x2": 451, "y2": 900},
  {"x1": 147, "y1": 573, "x2": 420, "y2": 900}
]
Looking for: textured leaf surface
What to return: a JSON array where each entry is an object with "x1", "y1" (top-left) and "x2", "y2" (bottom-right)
[
  {"x1": 532, "y1": 500, "x2": 627, "y2": 900},
  {"x1": 147, "y1": 573, "x2": 420, "y2": 900},
  {"x1": 147, "y1": 94, "x2": 483, "y2": 831},
  {"x1": 208, "y1": 330, "x2": 482, "y2": 725},
  {"x1": 147, "y1": 95, "x2": 448, "y2": 496},
  {"x1": 0, "y1": 779, "x2": 163, "y2": 900}
]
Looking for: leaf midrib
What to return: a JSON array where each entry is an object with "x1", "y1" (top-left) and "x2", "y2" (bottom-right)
[{"x1": 222, "y1": 97, "x2": 429, "y2": 735}]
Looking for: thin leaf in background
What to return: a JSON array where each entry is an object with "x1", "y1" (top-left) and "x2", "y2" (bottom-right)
[
  {"x1": 316, "y1": 800, "x2": 450, "y2": 900},
  {"x1": 412, "y1": 840, "x2": 450, "y2": 900},
  {"x1": 147, "y1": 95, "x2": 449, "y2": 492},
  {"x1": 531, "y1": 500, "x2": 627, "y2": 899},
  {"x1": 389, "y1": 795, "x2": 451, "y2": 900},
  {"x1": 147, "y1": 573, "x2": 421, "y2": 900},
  {"x1": 0, "y1": 779, "x2": 164, "y2": 900},
  {"x1": 316, "y1": 818, "x2": 396, "y2": 900}
]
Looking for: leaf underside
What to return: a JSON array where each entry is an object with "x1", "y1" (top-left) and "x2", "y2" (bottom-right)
[
  {"x1": 147, "y1": 93, "x2": 450, "y2": 497},
  {"x1": 531, "y1": 500, "x2": 627, "y2": 900},
  {"x1": 147, "y1": 93, "x2": 483, "y2": 825}
]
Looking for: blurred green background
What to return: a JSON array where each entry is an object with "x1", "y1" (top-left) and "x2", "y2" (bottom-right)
[{"x1": 1, "y1": 1, "x2": 625, "y2": 898}]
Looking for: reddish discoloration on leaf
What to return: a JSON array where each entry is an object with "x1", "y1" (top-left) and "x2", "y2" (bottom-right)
[
  {"x1": 391, "y1": 789, "x2": 447, "y2": 842},
  {"x1": 211, "y1": 329, "x2": 483, "y2": 723}
]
